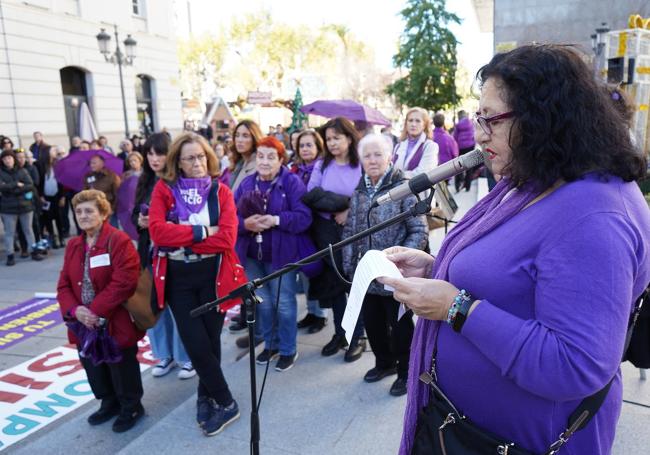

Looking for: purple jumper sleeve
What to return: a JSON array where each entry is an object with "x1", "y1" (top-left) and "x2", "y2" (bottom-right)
[{"x1": 461, "y1": 213, "x2": 637, "y2": 401}]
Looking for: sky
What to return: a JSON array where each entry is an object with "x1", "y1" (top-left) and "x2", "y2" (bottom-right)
[{"x1": 176, "y1": 0, "x2": 494, "y2": 78}]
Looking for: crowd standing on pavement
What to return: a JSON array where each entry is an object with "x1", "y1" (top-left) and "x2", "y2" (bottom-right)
[{"x1": 4, "y1": 44, "x2": 648, "y2": 454}]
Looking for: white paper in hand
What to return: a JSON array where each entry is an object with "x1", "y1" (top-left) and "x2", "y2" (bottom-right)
[{"x1": 342, "y1": 250, "x2": 403, "y2": 345}]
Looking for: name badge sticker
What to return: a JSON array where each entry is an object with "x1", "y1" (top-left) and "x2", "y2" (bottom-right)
[{"x1": 90, "y1": 253, "x2": 111, "y2": 268}]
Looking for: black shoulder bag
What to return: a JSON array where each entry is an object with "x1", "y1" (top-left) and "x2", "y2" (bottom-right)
[{"x1": 411, "y1": 288, "x2": 649, "y2": 455}]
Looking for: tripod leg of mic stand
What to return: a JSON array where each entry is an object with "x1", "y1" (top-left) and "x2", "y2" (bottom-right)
[{"x1": 245, "y1": 294, "x2": 261, "y2": 455}]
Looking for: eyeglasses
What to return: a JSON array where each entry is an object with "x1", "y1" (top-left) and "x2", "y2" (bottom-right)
[
  {"x1": 180, "y1": 154, "x2": 207, "y2": 164},
  {"x1": 474, "y1": 111, "x2": 515, "y2": 136}
]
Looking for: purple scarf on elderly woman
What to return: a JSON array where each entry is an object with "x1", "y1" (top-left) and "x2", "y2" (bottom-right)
[{"x1": 399, "y1": 177, "x2": 542, "y2": 454}]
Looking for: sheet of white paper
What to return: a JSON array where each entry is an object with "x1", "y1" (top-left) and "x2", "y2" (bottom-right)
[{"x1": 342, "y1": 250, "x2": 404, "y2": 345}]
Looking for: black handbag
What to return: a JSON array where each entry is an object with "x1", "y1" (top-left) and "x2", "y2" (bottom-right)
[{"x1": 411, "y1": 288, "x2": 649, "y2": 455}]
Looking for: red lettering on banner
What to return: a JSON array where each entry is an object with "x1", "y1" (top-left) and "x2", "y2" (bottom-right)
[
  {"x1": 0, "y1": 390, "x2": 27, "y2": 403},
  {"x1": 28, "y1": 352, "x2": 83, "y2": 377},
  {"x1": 0, "y1": 373, "x2": 52, "y2": 390}
]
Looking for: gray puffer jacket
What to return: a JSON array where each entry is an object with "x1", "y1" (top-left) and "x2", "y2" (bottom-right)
[
  {"x1": 342, "y1": 167, "x2": 428, "y2": 296},
  {"x1": 0, "y1": 165, "x2": 35, "y2": 215}
]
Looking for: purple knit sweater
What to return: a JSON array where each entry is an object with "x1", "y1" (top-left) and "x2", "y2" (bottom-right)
[{"x1": 402, "y1": 174, "x2": 650, "y2": 454}]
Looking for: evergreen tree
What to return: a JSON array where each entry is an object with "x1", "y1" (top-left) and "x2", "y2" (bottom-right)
[{"x1": 387, "y1": 0, "x2": 461, "y2": 111}]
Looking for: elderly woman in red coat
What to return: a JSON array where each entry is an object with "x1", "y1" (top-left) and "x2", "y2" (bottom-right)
[{"x1": 57, "y1": 189, "x2": 143, "y2": 433}]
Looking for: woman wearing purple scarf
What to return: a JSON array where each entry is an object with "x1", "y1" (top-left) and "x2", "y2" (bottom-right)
[
  {"x1": 291, "y1": 129, "x2": 328, "y2": 333},
  {"x1": 379, "y1": 45, "x2": 650, "y2": 455}
]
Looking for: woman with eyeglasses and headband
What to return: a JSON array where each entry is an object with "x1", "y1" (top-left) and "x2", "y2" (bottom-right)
[
  {"x1": 379, "y1": 45, "x2": 650, "y2": 455},
  {"x1": 149, "y1": 132, "x2": 244, "y2": 437}
]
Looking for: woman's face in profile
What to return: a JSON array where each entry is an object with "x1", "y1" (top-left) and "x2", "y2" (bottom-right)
[{"x1": 476, "y1": 78, "x2": 514, "y2": 177}]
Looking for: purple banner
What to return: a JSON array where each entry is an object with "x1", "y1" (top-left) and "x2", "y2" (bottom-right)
[{"x1": 0, "y1": 298, "x2": 63, "y2": 350}]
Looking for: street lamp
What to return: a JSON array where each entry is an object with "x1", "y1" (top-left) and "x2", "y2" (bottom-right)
[
  {"x1": 591, "y1": 22, "x2": 610, "y2": 78},
  {"x1": 96, "y1": 25, "x2": 137, "y2": 138}
]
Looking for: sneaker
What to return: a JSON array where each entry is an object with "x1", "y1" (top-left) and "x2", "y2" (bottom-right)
[
  {"x1": 203, "y1": 399, "x2": 240, "y2": 436},
  {"x1": 177, "y1": 362, "x2": 196, "y2": 380},
  {"x1": 255, "y1": 349, "x2": 279, "y2": 364},
  {"x1": 112, "y1": 403, "x2": 144, "y2": 433},
  {"x1": 297, "y1": 313, "x2": 317, "y2": 329},
  {"x1": 275, "y1": 353, "x2": 298, "y2": 372},
  {"x1": 151, "y1": 358, "x2": 175, "y2": 377},
  {"x1": 228, "y1": 316, "x2": 247, "y2": 333},
  {"x1": 196, "y1": 396, "x2": 211, "y2": 427},
  {"x1": 236, "y1": 335, "x2": 264, "y2": 349},
  {"x1": 31, "y1": 251, "x2": 44, "y2": 261}
]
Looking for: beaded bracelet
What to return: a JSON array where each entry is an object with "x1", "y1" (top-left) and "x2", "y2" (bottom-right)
[{"x1": 446, "y1": 289, "x2": 473, "y2": 329}]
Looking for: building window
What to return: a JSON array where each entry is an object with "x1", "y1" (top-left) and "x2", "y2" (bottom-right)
[{"x1": 132, "y1": 0, "x2": 145, "y2": 16}]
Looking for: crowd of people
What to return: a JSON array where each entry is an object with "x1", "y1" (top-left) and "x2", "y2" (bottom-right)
[
  {"x1": 6, "y1": 107, "x2": 468, "y2": 437},
  {"x1": 5, "y1": 43, "x2": 649, "y2": 455}
]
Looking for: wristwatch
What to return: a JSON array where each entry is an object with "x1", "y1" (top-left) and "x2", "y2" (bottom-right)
[{"x1": 452, "y1": 297, "x2": 474, "y2": 333}]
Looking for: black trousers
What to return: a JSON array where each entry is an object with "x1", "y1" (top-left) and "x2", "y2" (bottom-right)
[
  {"x1": 79, "y1": 344, "x2": 143, "y2": 412},
  {"x1": 455, "y1": 146, "x2": 478, "y2": 191},
  {"x1": 41, "y1": 195, "x2": 64, "y2": 241},
  {"x1": 167, "y1": 258, "x2": 233, "y2": 405},
  {"x1": 362, "y1": 293, "x2": 414, "y2": 378}
]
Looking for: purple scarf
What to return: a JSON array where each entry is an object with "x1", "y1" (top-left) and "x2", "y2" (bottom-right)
[
  {"x1": 296, "y1": 162, "x2": 316, "y2": 185},
  {"x1": 171, "y1": 176, "x2": 212, "y2": 222},
  {"x1": 399, "y1": 177, "x2": 542, "y2": 454}
]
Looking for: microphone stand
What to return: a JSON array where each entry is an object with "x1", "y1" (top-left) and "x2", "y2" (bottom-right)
[{"x1": 190, "y1": 190, "x2": 436, "y2": 455}]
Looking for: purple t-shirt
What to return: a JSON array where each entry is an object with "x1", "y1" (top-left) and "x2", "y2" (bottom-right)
[
  {"x1": 307, "y1": 159, "x2": 361, "y2": 218},
  {"x1": 435, "y1": 174, "x2": 650, "y2": 454}
]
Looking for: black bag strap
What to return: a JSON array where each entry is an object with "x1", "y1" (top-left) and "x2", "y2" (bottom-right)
[{"x1": 544, "y1": 286, "x2": 649, "y2": 454}]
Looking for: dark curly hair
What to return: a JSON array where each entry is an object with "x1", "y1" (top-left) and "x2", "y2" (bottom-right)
[
  {"x1": 319, "y1": 117, "x2": 360, "y2": 170},
  {"x1": 477, "y1": 44, "x2": 647, "y2": 188}
]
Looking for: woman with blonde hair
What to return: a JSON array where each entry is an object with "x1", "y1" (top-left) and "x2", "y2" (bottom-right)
[
  {"x1": 149, "y1": 132, "x2": 244, "y2": 436},
  {"x1": 392, "y1": 107, "x2": 438, "y2": 179}
]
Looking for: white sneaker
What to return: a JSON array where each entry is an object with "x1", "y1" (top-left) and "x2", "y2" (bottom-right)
[
  {"x1": 151, "y1": 358, "x2": 175, "y2": 377},
  {"x1": 178, "y1": 362, "x2": 197, "y2": 380}
]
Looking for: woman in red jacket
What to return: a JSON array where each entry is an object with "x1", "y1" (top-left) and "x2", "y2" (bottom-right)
[
  {"x1": 148, "y1": 132, "x2": 244, "y2": 437},
  {"x1": 57, "y1": 189, "x2": 144, "y2": 433}
]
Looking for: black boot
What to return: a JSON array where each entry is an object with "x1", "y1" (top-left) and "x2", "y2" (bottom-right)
[
  {"x1": 31, "y1": 251, "x2": 44, "y2": 261},
  {"x1": 307, "y1": 317, "x2": 327, "y2": 334},
  {"x1": 6, "y1": 254, "x2": 15, "y2": 266},
  {"x1": 321, "y1": 334, "x2": 348, "y2": 356},
  {"x1": 87, "y1": 398, "x2": 119, "y2": 425},
  {"x1": 344, "y1": 337, "x2": 366, "y2": 363},
  {"x1": 112, "y1": 403, "x2": 144, "y2": 433}
]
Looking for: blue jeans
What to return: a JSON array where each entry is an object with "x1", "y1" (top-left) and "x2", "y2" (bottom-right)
[
  {"x1": 147, "y1": 306, "x2": 190, "y2": 364},
  {"x1": 299, "y1": 272, "x2": 326, "y2": 318},
  {"x1": 245, "y1": 258, "x2": 298, "y2": 356}
]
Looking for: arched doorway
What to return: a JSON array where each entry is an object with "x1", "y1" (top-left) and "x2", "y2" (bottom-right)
[
  {"x1": 60, "y1": 66, "x2": 90, "y2": 140},
  {"x1": 135, "y1": 74, "x2": 155, "y2": 136}
]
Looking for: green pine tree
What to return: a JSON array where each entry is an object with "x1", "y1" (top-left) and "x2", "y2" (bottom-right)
[
  {"x1": 289, "y1": 88, "x2": 307, "y2": 133},
  {"x1": 387, "y1": 0, "x2": 461, "y2": 111}
]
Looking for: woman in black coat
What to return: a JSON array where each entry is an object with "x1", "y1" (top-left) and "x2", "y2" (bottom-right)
[{"x1": 0, "y1": 149, "x2": 43, "y2": 265}]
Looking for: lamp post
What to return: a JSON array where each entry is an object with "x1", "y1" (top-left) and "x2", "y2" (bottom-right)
[
  {"x1": 591, "y1": 22, "x2": 610, "y2": 79},
  {"x1": 96, "y1": 25, "x2": 137, "y2": 138}
]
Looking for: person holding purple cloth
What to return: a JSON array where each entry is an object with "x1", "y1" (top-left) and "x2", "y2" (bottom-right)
[
  {"x1": 379, "y1": 44, "x2": 650, "y2": 455},
  {"x1": 303, "y1": 117, "x2": 366, "y2": 361},
  {"x1": 234, "y1": 136, "x2": 313, "y2": 372}
]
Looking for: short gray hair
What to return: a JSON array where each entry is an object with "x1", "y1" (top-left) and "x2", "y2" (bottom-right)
[{"x1": 358, "y1": 133, "x2": 393, "y2": 159}]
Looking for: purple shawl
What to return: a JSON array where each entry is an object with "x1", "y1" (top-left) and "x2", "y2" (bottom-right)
[{"x1": 400, "y1": 177, "x2": 542, "y2": 454}]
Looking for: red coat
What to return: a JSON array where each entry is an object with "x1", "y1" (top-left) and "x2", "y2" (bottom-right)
[
  {"x1": 148, "y1": 179, "x2": 245, "y2": 312},
  {"x1": 57, "y1": 222, "x2": 144, "y2": 348}
]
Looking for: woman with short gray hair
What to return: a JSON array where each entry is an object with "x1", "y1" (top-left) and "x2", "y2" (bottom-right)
[{"x1": 342, "y1": 133, "x2": 428, "y2": 396}]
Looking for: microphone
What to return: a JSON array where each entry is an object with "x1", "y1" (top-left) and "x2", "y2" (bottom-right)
[{"x1": 374, "y1": 148, "x2": 485, "y2": 206}]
